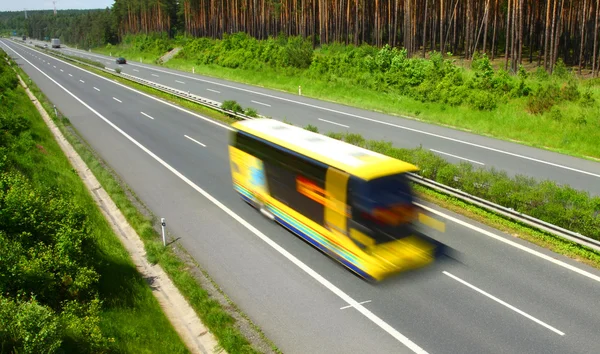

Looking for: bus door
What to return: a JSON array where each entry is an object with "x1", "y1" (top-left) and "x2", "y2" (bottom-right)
[{"x1": 324, "y1": 168, "x2": 350, "y2": 238}]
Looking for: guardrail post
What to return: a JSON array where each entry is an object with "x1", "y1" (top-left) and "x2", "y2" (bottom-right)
[
  {"x1": 192, "y1": 67, "x2": 195, "y2": 74},
  {"x1": 140, "y1": 57, "x2": 142, "y2": 63},
  {"x1": 53, "y1": 104, "x2": 57, "y2": 117},
  {"x1": 299, "y1": 86, "x2": 302, "y2": 96}
]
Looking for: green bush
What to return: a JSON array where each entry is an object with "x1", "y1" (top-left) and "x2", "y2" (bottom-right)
[
  {"x1": 304, "y1": 124, "x2": 319, "y2": 133},
  {"x1": 244, "y1": 107, "x2": 258, "y2": 117},
  {"x1": 0, "y1": 295, "x2": 62, "y2": 354},
  {"x1": 526, "y1": 83, "x2": 561, "y2": 114},
  {"x1": 221, "y1": 100, "x2": 243, "y2": 113}
]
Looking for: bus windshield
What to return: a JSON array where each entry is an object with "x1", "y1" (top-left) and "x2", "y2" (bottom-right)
[{"x1": 350, "y1": 173, "x2": 416, "y2": 244}]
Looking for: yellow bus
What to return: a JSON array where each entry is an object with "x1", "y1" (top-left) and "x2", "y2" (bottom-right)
[{"x1": 228, "y1": 118, "x2": 446, "y2": 281}]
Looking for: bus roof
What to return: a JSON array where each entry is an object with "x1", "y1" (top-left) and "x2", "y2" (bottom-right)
[{"x1": 232, "y1": 119, "x2": 419, "y2": 181}]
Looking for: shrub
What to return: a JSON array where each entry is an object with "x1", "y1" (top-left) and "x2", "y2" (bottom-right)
[
  {"x1": 580, "y1": 88, "x2": 596, "y2": 108},
  {"x1": 304, "y1": 124, "x2": 319, "y2": 133},
  {"x1": 526, "y1": 84, "x2": 561, "y2": 114},
  {"x1": 468, "y1": 90, "x2": 498, "y2": 111},
  {"x1": 0, "y1": 295, "x2": 62, "y2": 354},
  {"x1": 244, "y1": 107, "x2": 258, "y2": 117},
  {"x1": 221, "y1": 100, "x2": 243, "y2": 113}
]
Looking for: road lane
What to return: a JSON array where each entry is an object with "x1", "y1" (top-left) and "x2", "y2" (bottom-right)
[
  {"x1": 5, "y1": 39, "x2": 600, "y2": 354},
  {"x1": 50, "y1": 43, "x2": 600, "y2": 196}
]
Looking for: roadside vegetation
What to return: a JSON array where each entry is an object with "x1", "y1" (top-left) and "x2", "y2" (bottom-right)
[
  {"x1": 0, "y1": 50, "x2": 189, "y2": 353},
  {"x1": 95, "y1": 33, "x2": 600, "y2": 161},
  {"x1": 8, "y1": 48, "x2": 277, "y2": 354}
]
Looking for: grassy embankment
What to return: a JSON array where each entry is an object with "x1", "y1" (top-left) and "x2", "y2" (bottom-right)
[
  {"x1": 0, "y1": 50, "x2": 189, "y2": 353},
  {"x1": 44, "y1": 46, "x2": 600, "y2": 271},
  {"x1": 95, "y1": 33, "x2": 600, "y2": 161},
  {"x1": 9, "y1": 46, "x2": 278, "y2": 354}
]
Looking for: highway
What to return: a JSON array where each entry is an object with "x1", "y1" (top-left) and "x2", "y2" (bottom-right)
[
  {"x1": 29, "y1": 39, "x2": 600, "y2": 197},
  {"x1": 4, "y1": 38, "x2": 600, "y2": 354}
]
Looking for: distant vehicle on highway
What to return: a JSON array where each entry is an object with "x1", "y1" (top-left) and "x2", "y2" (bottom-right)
[
  {"x1": 229, "y1": 118, "x2": 447, "y2": 282},
  {"x1": 116, "y1": 57, "x2": 126, "y2": 64},
  {"x1": 51, "y1": 38, "x2": 60, "y2": 48}
]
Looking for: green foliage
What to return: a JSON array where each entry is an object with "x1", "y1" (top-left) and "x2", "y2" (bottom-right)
[
  {"x1": 304, "y1": 124, "x2": 319, "y2": 133},
  {"x1": 334, "y1": 131, "x2": 600, "y2": 242},
  {"x1": 0, "y1": 53, "x2": 111, "y2": 351},
  {"x1": 177, "y1": 32, "x2": 313, "y2": 71},
  {"x1": 244, "y1": 107, "x2": 258, "y2": 117},
  {"x1": 1, "y1": 51, "x2": 190, "y2": 353},
  {"x1": 552, "y1": 59, "x2": 570, "y2": 79},
  {"x1": 0, "y1": 295, "x2": 62, "y2": 354},
  {"x1": 221, "y1": 100, "x2": 243, "y2": 113},
  {"x1": 171, "y1": 32, "x2": 538, "y2": 111}
]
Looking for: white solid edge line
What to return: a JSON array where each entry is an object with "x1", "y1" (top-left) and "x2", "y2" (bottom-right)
[
  {"x1": 430, "y1": 149, "x2": 485, "y2": 165},
  {"x1": 414, "y1": 202, "x2": 600, "y2": 284},
  {"x1": 207, "y1": 88, "x2": 221, "y2": 93},
  {"x1": 184, "y1": 135, "x2": 206, "y2": 147},
  {"x1": 93, "y1": 87, "x2": 100, "y2": 91},
  {"x1": 6, "y1": 40, "x2": 232, "y2": 132},
  {"x1": 2, "y1": 39, "x2": 429, "y2": 354},
  {"x1": 319, "y1": 118, "x2": 350, "y2": 128},
  {"x1": 443, "y1": 271, "x2": 565, "y2": 336},
  {"x1": 112, "y1": 97, "x2": 122, "y2": 103},
  {"x1": 9, "y1": 40, "x2": 600, "y2": 285},
  {"x1": 66, "y1": 46, "x2": 600, "y2": 178},
  {"x1": 140, "y1": 112, "x2": 155, "y2": 120},
  {"x1": 251, "y1": 100, "x2": 271, "y2": 107}
]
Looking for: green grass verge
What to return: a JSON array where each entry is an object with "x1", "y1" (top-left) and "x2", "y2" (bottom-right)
[
  {"x1": 63, "y1": 50, "x2": 600, "y2": 271},
  {"x1": 93, "y1": 44, "x2": 600, "y2": 162},
  {"x1": 14, "y1": 46, "x2": 278, "y2": 354},
  {"x1": 6, "y1": 60, "x2": 189, "y2": 353}
]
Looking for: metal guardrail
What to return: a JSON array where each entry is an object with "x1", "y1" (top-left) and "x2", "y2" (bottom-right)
[
  {"x1": 36, "y1": 43, "x2": 600, "y2": 253},
  {"x1": 408, "y1": 174, "x2": 600, "y2": 252},
  {"x1": 39, "y1": 48, "x2": 257, "y2": 121}
]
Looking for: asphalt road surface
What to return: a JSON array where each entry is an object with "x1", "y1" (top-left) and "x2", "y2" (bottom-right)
[
  {"x1": 26, "y1": 38, "x2": 600, "y2": 197},
  {"x1": 4, "y1": 39, "x2": 600, "y2": 354}
]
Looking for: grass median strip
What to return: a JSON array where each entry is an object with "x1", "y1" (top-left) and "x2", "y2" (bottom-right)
[
  {"x1": 47, "y1": 45, "x2": 600, "y2": 271},
  {"x1": 8, "y1": 51, "x2": 278, "y2": 354}
]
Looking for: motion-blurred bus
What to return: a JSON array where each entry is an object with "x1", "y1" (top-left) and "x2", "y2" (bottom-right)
[{"x1": 228, "y1": 118, "x2": 446, "y2": 281}]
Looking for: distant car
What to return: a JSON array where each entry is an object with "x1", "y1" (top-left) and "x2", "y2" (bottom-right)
[
  {"x1": 116, "y1": 57, "x2": 126, "y2": 64},
  {"x1": 43, "y1": 44, "x2": 48, "y2": 48}
]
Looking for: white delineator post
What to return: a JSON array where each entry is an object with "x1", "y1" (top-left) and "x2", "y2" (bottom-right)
[{"x1": 161, "y1": 218, "x2": 166, "y2": 247}]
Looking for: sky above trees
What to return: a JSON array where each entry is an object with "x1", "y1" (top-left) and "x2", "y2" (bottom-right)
[{"x1": 2, "y1": 0, "x2": 113, "y2": 11}]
